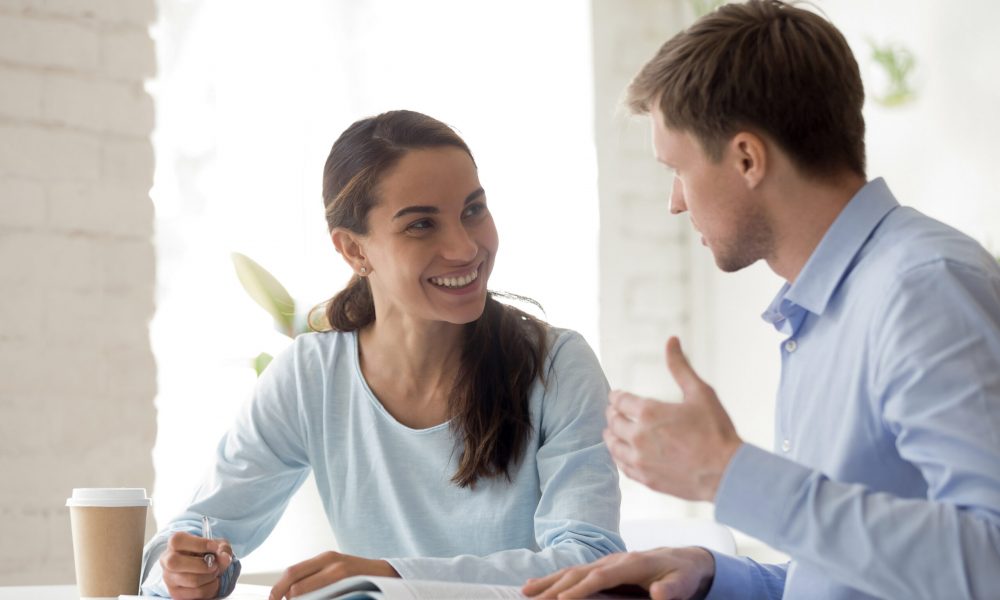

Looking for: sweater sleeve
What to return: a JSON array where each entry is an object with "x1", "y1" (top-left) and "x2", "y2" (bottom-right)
[{"x1": 140, "y1": 342, "x2": 313, "y2": 597}]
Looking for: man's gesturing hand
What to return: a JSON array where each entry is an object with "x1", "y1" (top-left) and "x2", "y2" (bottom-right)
[{"x1": 604, "y1": 337, "x2": 743, "y2": 501}]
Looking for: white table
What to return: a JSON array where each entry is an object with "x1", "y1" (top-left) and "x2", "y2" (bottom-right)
[
  {"x1": 0, "y1": 586, "x2": 76, "y2": 600},
  {"x1": 0, "y1": 583, "x2": 273, "y2": 599}
]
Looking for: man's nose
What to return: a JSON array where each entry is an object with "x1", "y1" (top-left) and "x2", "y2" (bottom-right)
[{"x1": 669, "y1": 176, "x2": 686, "y2": 214}]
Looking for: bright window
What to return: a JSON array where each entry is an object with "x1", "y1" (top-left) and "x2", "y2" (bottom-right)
[{"x1": 149, "y1": 0, "x2": 597, "y2": 572}]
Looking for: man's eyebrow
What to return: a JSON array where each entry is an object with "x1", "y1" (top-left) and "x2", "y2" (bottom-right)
[
  {"x1": 392, "y1": 187, "x2": 485, "y2": 220},
  {"x1": 465, "y1": 187, "x2": 485, "y2": 203}
]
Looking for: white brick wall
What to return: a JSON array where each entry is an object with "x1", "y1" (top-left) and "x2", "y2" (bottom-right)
[
  {"x1": 592, "y1": 0, "x2": 788, "y2": 563},
  {"x1": 592, "y1": 0, "x2": 688, "y2": 408},
  {"x1": 592, "y1": 0, "x2": 692, "y2": 521},
  {"x1": 0, "y1": 0, "x2": 157, "y2": 585}
]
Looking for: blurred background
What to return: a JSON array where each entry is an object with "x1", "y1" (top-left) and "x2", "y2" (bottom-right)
[{"x1": 2, "y1": 0, "x2": 999, "y2": 584}]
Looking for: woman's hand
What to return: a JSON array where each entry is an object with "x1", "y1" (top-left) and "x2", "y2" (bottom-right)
[
  {"x1": 270, "y1": 551, "x2": 399, "y2": 599},
  {"x1": 160, "y1": 531, "x2": 236, "y2": 600},
  {"x1": 522, "y1": 546, "x2": 715, "y2": 599}
]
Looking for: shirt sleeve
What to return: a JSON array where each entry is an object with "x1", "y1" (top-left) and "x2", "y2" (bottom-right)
[
  {"x1": 703, "y1": 551, "x2": 787, "y2": 600},
  {"x1": 714, "y1": 260, "x2": 1000, "y2": 599},
  {"x1": 386, "y1": 330, "x2": 626, "y2": 584},
  {"x1": 140, "y1": 342, "x2": 312, "y2": 597}
]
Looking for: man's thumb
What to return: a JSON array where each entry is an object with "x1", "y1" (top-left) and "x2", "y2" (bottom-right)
[{"x1": 665, "y1": 336, "x2": 703, "y2": 394}]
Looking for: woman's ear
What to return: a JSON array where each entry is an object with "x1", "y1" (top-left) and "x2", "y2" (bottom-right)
[
  {"x1": 331, "y1": 228, "x2": 369, "y2": 275},
  {"x1": 730, "y1": 132, "x2": 767, "y2": 189}
]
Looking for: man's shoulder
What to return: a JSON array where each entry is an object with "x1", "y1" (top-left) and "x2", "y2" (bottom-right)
[{"x1": 862, "y1": 206, "x2": 998, "y2": 280}]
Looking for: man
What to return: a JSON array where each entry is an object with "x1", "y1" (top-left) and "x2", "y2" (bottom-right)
[{"x1": 523, "y1": 1, "x2": 1000, "y2": 599}]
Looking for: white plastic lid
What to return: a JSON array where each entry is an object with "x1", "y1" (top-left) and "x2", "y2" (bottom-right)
[{"x1": 66, "y1": 488, "x2": 152, "y2": 508}]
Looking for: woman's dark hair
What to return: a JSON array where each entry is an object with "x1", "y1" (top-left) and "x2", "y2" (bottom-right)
[{"x1": 314, "y1": 109, "x2": 548, "y2": 488}]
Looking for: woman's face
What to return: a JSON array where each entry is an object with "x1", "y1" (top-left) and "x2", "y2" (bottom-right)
[{"x1": 358, "y1": 146, "x2": 498, "y2": 326}]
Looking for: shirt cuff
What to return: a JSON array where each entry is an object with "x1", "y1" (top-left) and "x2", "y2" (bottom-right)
[
  {"x1": 703, "y1": 550, "x2": 756, "y2": 600},
  {"x1": 218, "y1": 559, "x2": 242, "y2": 597},
  {"x1": 714, "y1": 443, "x2": 811, "y2": 547}
]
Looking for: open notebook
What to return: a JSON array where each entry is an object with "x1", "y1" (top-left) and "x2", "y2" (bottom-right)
[
  {"x1": 294, "y1": 576, "x2": 525, "y2": 599},
  {"x1": 119, "y1": 583, "x2": 274, "y2": 599},
  {"x1": 118, "y1": 578, "x2": 525, "y2": 600}
]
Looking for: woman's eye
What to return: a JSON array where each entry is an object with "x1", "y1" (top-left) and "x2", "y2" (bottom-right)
[{"x1": 406, "y1": 219, "x2": 433, "y2": 232}]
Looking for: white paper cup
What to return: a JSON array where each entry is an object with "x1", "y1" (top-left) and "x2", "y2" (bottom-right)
[{"x1": 66, "y1": 488, "x2": 151, "y2": 600}]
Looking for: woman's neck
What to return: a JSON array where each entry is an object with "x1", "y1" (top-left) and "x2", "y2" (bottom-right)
[{"x1": 356, "y1": 315, "x2": 466, "y2": 428}]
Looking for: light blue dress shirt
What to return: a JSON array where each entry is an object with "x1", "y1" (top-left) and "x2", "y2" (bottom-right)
[
  {"x1": 139, "y1": 327, "x2": 624, "y2": 597},
  {"x1": 706, "y1": 179, "x2": 1000, "y2": 599}
]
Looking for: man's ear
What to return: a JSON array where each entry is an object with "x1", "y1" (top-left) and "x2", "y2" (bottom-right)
[
  {"x1": 730, "y1": 132, "x2": 767, "y2": 189},
  {"x1": 331, "y1": 228, "x2": 368, "y2": 274}
]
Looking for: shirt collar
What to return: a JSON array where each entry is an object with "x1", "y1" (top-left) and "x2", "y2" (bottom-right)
[{"x1": 762, "y1": 178, "x2": 899, "y2": 327}]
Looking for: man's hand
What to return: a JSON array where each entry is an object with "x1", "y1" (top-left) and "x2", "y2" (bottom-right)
[
  {"x1": 606, "y1": 337, "x2": 742, "y2": 501},
  {"x1": 522, "y1": 546, "x2": 716, "y2": 599},
  {"x1": 160, "y1": 531, "x2": 235, "y2": 600},
  {"x1": 269, "y1": 551, "x2": 398, "y2": 599}
]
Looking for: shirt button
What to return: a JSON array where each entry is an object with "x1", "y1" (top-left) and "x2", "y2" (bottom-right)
[
  {"x1": 784, "y1": 339, "x2": 798, "y2": 353},
  {"x1": 781, "y1": 439, "x2": 792, "y2": 453}
]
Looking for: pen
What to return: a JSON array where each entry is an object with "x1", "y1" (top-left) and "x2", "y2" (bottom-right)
[{"x1": 201, "y1": 514, "x2": 215, "y2": 568}]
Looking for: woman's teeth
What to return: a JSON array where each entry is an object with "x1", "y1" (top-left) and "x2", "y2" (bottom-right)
[{"x1": 430, "y1": 267, "x2": 479, "y2": 288}]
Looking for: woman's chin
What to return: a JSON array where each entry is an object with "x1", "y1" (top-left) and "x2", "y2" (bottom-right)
[{"x1": 438, "y1": 297, "x2": 488, "y2": 325}]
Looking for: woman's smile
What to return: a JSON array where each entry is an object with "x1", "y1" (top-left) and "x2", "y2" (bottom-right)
[
  {"x1": 429, "y1": 263, "x2": 479, "y2": 288},
  {"x1": 428, "y1": 261, "x2": 484, "y2": 295}
]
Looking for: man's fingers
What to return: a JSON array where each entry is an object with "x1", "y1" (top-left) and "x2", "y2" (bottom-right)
[
  {"x1": 665, "y1": 337, "x2": 705, "y2": 395},
  {"x1": 605, "y1": 405, "x2": 642, "y2": 441},
  {"x1": 649, "y1": 572, "x2": 692, "y2": 600},
  {"x1": 608, "y1": 390, "x2": 657, "y2": 422},
  {"x1": 558, "y1": 553, "x2": 661, "y2": 599}
]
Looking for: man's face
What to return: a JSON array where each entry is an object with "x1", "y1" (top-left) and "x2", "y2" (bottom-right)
[{"x1": 651, "y1": 110, "x2": 772, "y2": 272}]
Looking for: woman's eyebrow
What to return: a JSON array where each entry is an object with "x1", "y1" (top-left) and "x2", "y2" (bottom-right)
[{"x1": 392, "y1": 187, "x2": 485, "y2": 220}]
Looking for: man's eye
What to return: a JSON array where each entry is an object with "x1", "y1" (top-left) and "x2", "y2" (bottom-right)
[{"x1": 463, "y1": 203, "x2": 486, "y2": 218}]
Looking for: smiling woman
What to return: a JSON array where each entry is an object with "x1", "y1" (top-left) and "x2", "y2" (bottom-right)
[
  {"x1": 137, "y1": 110, "x2": 624, "y2": 600},
  {"x1": 321, "y1": 111, "x2": 531, "y2": 478}
]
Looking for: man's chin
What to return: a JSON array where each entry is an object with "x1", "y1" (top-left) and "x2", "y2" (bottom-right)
[{"x1": 713, "y1": 252, "x2": 758, "y2": 273}]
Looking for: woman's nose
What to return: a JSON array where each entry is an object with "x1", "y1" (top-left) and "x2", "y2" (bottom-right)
[{"x1": 441, "y1": 225, "x2": 478, "y2": 261}]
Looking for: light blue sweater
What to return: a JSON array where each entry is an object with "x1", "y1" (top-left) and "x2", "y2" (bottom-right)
[{"x1": 140, "y1": 327, "x2": 624, "y2": 596}]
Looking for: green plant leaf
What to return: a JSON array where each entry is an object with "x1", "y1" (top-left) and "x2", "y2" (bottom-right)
[
  {"x1": 689, "y1": 0, "x2": 727, "y2": 18},
  {"x1": 868, "y1": 39, "x2": 917, "y2": 107},
  {"x1": 254, "y1": 352, "x2": 274, "y2": 376},
  {"x1": 231, "y1": 252, "x2": 296, "y2": 337}
]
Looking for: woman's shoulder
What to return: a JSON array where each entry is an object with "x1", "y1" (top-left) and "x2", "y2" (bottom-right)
[
  {"x1": 264, "y1": 329, "x2": 358, "y2": 381},
  {"x1": 543, "y1": 327, "x2": 599, "y2": 368},
  {"x1": 534, "y1": 326, "x2": 610, "y2": 429},
  {"x1": 288, "y1": 328, "x2": 354, "y2": 351}
]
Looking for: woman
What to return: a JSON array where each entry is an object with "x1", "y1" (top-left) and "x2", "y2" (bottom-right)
[{"x1": 139, "y1": 110, "x2": 623, "y2": 599}]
